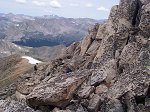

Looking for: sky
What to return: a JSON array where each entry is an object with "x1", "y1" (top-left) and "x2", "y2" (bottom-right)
[{"x1": 0, "y1": 0, "x2": 120, "y2": 20}]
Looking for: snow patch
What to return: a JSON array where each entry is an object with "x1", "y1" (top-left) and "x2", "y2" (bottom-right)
[
  {"x1": 14, "y1": 44, "x2": 22, "y2": 50},
  {"x1": 22, "y1": 56, "x2": 42, "y2": 64},
  {"x1": 16, "y1": 24, "x2": 20, "y2": 27},
  {"x1": 71, "y1": 21, "x2": 76, "y2": 24}
]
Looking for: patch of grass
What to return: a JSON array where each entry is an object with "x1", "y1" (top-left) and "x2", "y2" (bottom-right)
[
  {"x1": 0, "y1": 59, "x2": 33, "y2": 89},
  {"x1": 146, "y1": 66, "x2": 150, "y2": 69}
]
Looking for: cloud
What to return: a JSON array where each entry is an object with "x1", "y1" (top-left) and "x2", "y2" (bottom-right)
[
  {"x1": 86, "y1": 3, "x2": 93, "y2": 8},
  {"x1": 70, "y1": 3, "x2": 79, "y2": 7},
  {"x1": 15, "y1": 0, "x2": 27, "y2": 4},
  {"x1": 32, "y1": 1, "x2": 46, "y2": 6},
  {"x1": 97, "y1": 6, "x2": 109, "y2": 11},
  {"x1": 43, "y1": 9, "x2": 53, "y2": 14},
  {"x1": 50, "y1": 0, "x2": 61, "y2": 8}
]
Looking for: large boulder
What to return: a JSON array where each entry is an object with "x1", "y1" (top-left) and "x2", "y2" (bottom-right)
[{"x1": 26, "y1": 70, "x2": 92, "y2": 108}]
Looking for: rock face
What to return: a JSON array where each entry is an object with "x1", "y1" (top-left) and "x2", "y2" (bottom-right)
[{"x1": 0, "y1": 0, "x2": 150, "y2": 112}]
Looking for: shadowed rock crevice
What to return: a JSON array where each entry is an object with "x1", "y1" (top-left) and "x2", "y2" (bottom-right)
[
  {"x1": 119, "y1": 97, "x2": 128, "y2": 112},
  {"x1": 125, "y1": 35, "x2": 130, "y2": 46},
  {"x1": 135, "y1": 95, "x2": 146, "y2": 105},
  {"x1": 146, "y1": 85, "x2": 150, "y2": 98},
  {"x1": 132, "y1": 0, "x2": 141, "y2": 26}
]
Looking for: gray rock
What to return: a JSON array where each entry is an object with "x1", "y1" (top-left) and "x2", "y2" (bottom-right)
[
  {"x1": 139, "y1": 2, "x2": 150, "y2": 37},
  {"x1": 77, "y1": 86, "x2": 95, "y2": 99},
  {"x1": 145, "y1": 97, "x2": 150, "y2": 107},
  {"x1": 95, "y1": 84, "x2": 108, "y2": 95},
  {"x1": 87, "y1": 94, "x2": 101, "y2": 112},
  {"x1": 90, "y1": 69, "x2": 107, "y2": 86},
  {"x1": 104, "y1": 99, "x2": 124, "y2": 112},
  {"x1": 80, "y1": 36, "x2": 92, "y2": 56},
  {"x1": 0, "y1": 100, "x2": 36, "y2": 112},
  {"x1": 52, "y1": 108, "x2": 72, "y2": 112}
]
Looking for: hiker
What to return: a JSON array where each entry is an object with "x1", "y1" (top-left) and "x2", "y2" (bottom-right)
[
  {"x1": 65, "y1": 67, "x2": 72, "y2": 73},
  {"x1": 34, "y1": 63, "x2": 38, "y2": 73}
]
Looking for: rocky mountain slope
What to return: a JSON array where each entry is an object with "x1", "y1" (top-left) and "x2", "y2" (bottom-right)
[
  {"x1": 0, "y1": 55, "x2": 35, "y2": 100},
  {"x1": 0, "y1": 40, "x2": 28, "y2": 57},
  {"x1": 0, "y1": 40, "x2": 66, "y2": 61},
  {"x1": 0, "y1": 0, "x2": 150, "y2": 112},
  {"x1": 0, "y1": 13, "x2": 101, "y2": 47}
]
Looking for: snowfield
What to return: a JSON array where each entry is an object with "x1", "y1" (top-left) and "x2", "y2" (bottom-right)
[{"x1": 22, "y1": 56, "x2": 42, "y2": 64}]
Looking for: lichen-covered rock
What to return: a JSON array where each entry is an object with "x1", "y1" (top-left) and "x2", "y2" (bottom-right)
[
  {"x1": 77, "y1": 86, "x2": 95, "y2": 99},
  {"x1": 118, "y1": 0, "x2": 140, "y2": 27},
  {"x1": 145, "y1": 97, "x2": 150, "y2": 107},
  {"x1": 86, "y1": 41, "x2": 100, "y2": 55},
  {"x1": 100, "y1": 99, "x2": 124, "y2": 112},
  {"x1": 93, "y1": 35, "x2": 116, "y2": 68},
  {"x1": 52, "y1": 108, "x2": 72, "y2": 112},
  {"x1": 90, "y1": 69, "x2": 107, "y2": 86},
  {"x1": 119, "y1": 42, "x2": 140, "y2": 66},
  {"x1": 139, "y1": 2, "x2": 150, "y2": 37},
  {"x1": 121, "y1": 92, "x2": 138, "y2": 112},
  {"x1": 107, "y1": 48, "x2": 150, "y2": 99},
  {"x1": 80, "y1": 36, "x2": 92, "y2": 56},
  {"x1": 96, "y1": 5, "x2": 118, "y2": 40},
  {"x1": 0, "y1": 100, "x2": 36, "y2": 112},
  {"x1": 26, "y1": 70, "x2": 92, "y2": 108},
  {"x1": 90, "y1": 59, "x2": 117, "y2": 86},
  {"x1": 102, "y1": 59, "x2": 117, "y2": 83},
  {"x1": 65, "y1": 103, "x2": 88, "y2": 112},
  {"x1": 87, "y1": 94, "x2": 101, "y2": 112},
  {"x1": 95, "y1": 84, "x2": 108, "y2": 95}
]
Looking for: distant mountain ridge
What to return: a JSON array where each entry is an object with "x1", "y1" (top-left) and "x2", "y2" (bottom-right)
[
  {"x1": 0, "y1": 40, "x2": 66, "y2": 61},
  {"x1": 0, "y1": 13, "x2": 103, "y2": 47}
]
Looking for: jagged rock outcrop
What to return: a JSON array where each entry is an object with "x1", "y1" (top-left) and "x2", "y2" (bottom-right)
[
  {"x1": 0, "y1": 0, "x2": 150, "y2": 112},
  {"x1": 26, "y1": 70, "x2": 92, "y2": 108}
]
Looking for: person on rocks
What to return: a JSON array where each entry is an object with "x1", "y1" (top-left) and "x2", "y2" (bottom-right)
[
  {"x1": 65, "y1": 67, "x2": 72, "y2": 73},
  {"x1": 34, "y1": 63, "x2": 38, "y2": 73}
]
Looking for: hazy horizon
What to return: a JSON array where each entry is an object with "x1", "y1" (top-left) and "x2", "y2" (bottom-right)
[
  {"x1": 0, "y1": 0, "x2": 120, "y2": 20},
  {"x1": 0, "y1": 12, "x2": 107, "y2": 20}
]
